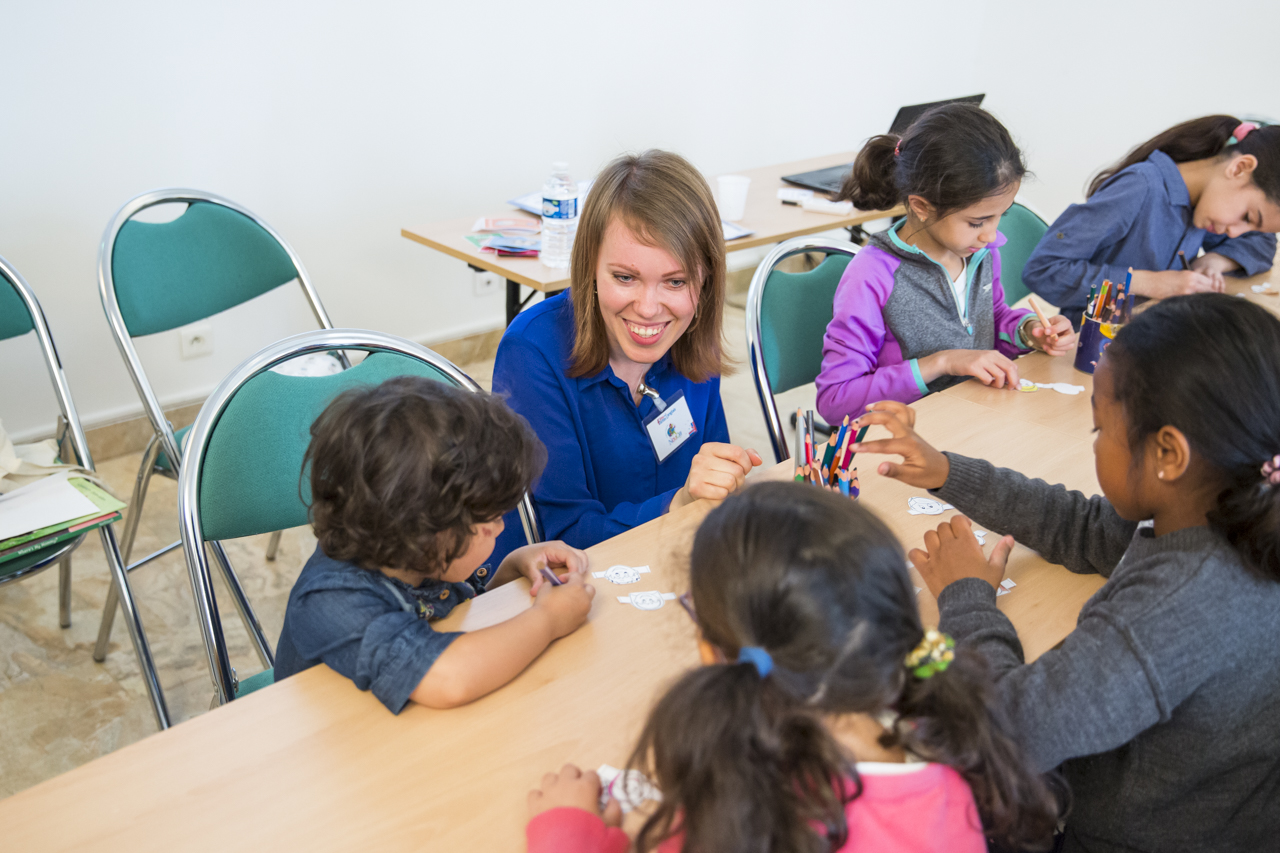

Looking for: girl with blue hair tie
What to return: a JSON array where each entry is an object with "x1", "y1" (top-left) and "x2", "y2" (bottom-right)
[{"x1": 524, "y1": 482, "x2": 1061, "y2": 853}]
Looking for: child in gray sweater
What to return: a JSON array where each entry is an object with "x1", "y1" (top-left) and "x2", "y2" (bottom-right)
[{"x1": 851, "y1": 294, "x2": 1280, "y2": 852}]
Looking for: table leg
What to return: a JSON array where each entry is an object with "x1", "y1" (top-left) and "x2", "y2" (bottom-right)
[{"x1": 505, "y1": 279, "x2": 543, "y2": 326}]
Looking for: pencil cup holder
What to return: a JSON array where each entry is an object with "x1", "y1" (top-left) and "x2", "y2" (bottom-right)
[{"x1": 1073, "y1": 316, "x2": 1122, "y2": 374}]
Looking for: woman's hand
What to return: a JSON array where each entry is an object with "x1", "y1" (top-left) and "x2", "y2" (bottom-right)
[
  {"x1": 670, "y1": 443, "x2": 763, "y2": 509},
  {"x1": 498, "y1": 541, "x2": 590, "y2": 594},
  {"x1": 917, "y1": 348, "x2": 1020, "y2": 388},
  {"x1": 528, "y1": 764, "x2": 622, "y2": 825},
  {"x1": 852, "y1": 401, "x2": 951, "y2": 490},
  {"x1": 1026, "y1": 315, "x2": 1077, "y2": 357},
  {"x1": 911, "y1": 515, "x2": 1015, "y2": 599},
  {"x1": 1130, "y1": 269, "x2": 1223, "y2": 298}
]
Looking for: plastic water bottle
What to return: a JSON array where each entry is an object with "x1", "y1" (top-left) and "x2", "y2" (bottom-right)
[{"x1": 540, "y1": 162, "x2": 578, "y2": 269}]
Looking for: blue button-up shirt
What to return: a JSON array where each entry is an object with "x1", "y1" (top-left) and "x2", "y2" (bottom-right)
[
  {"x1": 275, "y1": 545, "x2": 490, "y2": 713},
  {"x1": 1023, "y1": 150, "x2": 1276, "y2": 322},
  {"x1": 491, "y1": 292, "x2": 729, "y2": 563}
]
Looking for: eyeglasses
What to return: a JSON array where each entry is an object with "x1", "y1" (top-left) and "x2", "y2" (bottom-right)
[{"x1": 677, "y1": 591, "x2": 723, "y2": 665}]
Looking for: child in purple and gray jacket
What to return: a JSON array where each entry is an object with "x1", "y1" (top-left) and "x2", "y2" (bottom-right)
[{"x1": 816, "y1": 104, "x2": 1076, "y2": 426}]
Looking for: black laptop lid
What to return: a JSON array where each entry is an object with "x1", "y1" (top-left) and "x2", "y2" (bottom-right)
[{"x1": 889, "y1": 94, "x2": 985, "y2": 135}]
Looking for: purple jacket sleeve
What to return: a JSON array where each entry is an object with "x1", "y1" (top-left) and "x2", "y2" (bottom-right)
[
  {"x1": 991, "y1": 247, "x2": 1034, "y2": 358},
  {"x1": 815, "y1": 251, "x2": 927, "y2": 424}
]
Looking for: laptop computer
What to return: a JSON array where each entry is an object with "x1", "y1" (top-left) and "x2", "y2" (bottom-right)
[{"x1": 781, "y1": 94, "x2": 986, "y2": 196}]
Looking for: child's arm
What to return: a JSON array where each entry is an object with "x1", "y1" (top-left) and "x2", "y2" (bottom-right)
[
  {"x1": 488, "y1": 540, "x2": 589, "y2": 594},
  {"x1": 1200, "y1": 230, "x2": 1277, "y2": 277},
  {"x1": 1021, "y1": 170, "x2": 1148, "y2": 311},
  {"x1": 852, "y1": 402, "x2": 1137, "y2": 575},
  {"x1": 815, "y1": 260, "x2": 926, "y2": 424},
  {"x1": 411, "y1": 573, "x2": 594, "y2": 709},
  {"x1": 990, "y1": 248, "x2": 1077, "y2": 358},
  {"x1": 527, "y1": 765, "x2": 628, "y2": 853}
]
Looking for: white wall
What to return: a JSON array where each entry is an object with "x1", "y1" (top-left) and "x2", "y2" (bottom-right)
[{"x1": 2, "y1": 0, "x2": 1276, "y2": 441}]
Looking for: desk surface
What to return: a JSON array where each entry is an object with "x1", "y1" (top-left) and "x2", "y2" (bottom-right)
[
  {"x1": 0, "y1": 351, "x2": 1105, "y2": 853},
  {"x1": 401, "y1": 152, "x2": 903, "y2": 292}
]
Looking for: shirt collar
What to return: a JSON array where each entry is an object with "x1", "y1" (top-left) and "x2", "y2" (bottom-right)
[
  {"x1": 1147, "y1": 150, "x2": 1191, "y2": 209},
  {"x1": 575, "y1": 350, "x2": 675, "y2": 392}
]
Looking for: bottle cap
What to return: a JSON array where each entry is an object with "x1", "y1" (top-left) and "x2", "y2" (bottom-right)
[{"x1": 552, "y1": 161, "x2": 569, "y2": 172}]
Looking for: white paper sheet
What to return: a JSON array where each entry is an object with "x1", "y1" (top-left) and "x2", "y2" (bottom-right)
[{"x1": 0, "y1": 472, "x2": 100, "y2": 541}]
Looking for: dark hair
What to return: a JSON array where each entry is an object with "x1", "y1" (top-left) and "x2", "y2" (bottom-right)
[
  {"x1": 1104, "y1": 295, "x2": 1280, "y2": 580},
  {"x1": 1088, "y1": 115, "x2": 1280, "y2": 202},
  {"x1": 628, "y1": 483, "x2": 1061, "y2": 853},
  {"x1": 839, "y1": 103, "x2": 1027, "y2": 217},
  {"x1": 303, "y1": 375, "x2": 546, "y2": 577}
]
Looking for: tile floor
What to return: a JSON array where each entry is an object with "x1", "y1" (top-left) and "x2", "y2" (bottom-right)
[{"x1": 0, "y1": 304, "x2": 818, "y2": 798}]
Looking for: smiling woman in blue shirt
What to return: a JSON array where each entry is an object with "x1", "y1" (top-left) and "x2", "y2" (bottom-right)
[
  {"x1": 1024, "y1": 115, "x2": 1280, "y2": 324},
  {"x1": 491, "y1": 150, "x2": 762, "y2": 561}
]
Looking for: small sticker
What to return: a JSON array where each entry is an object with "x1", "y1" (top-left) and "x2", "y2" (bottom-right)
[
  {"x1": 593, "y1": 565, "x2": 651, "y2": 584},
  {"x1": 996, "y1": 578, "x2": 1017, "y2": 597},
  {"x1": 618, "y1": 591, "x2": 677, "y2": 610}
]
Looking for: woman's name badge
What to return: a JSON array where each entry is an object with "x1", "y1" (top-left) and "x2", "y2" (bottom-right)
[{"x1": 641, "y1": 388, "x2": 696, "y2": 463}]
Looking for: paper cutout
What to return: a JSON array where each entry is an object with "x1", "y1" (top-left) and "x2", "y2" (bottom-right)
[
  {"x1": 597, "y1": 764, "x2": 662, "y2": 813},
  {"x1": 1251, "y1": 284, "x2": 1278, "y2": 296},
  {"x1": 914, "y1": 586, "x2": 922, "y2": 594},
  {"x1": 907, "y1": 497, "x2": 954, "y2": 516},
  {"x1": 973, "y1": 530, "x2": 987, "y2": 545},
  {"x1": 593, "y1": 565, "x2": 651, "y2": 584},
  {"x1": 1019, "y1": 379, "x2": 1086, "y2": 395},
  {"x1": 618, "y1": 591, "x2": 677, "y2": 610},
  {"x1": 996, "y1": 578, "x2": 1017, "y2": 597}
]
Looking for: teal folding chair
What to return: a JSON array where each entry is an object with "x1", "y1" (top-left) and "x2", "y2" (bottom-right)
[
  {"x1": 177, "y1": 328, "x2": 541, "y2": 704},
  {"x1": 94, "y1": 189, "x2": 349, "y2": 669},
  {"x1": 745, "y1": 236, "x2": 860, "y2": 463},
  {"x1": 1, "y1": 253, "x2": 170, "y2": 728},
  {"x1": 997, "y1": 200, "x2": 1050, "y2": 306}
]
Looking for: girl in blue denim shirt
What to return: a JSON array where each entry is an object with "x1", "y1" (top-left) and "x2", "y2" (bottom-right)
[{"x1": 1025, "y1": 115, "x2": 1280, "y2": 323}]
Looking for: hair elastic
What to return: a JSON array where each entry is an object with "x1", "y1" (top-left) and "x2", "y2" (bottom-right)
[
  {"x1": 893, "y1": 139, "x2": 902, "y2": 157},
  {"x1": 904, "y1": 629, "x2": 954, "y2": 679},
  {"x1": 738, "y1": 646, "x2": 773, "y2": 678},
  {"x1": 1231, "y1": 122, "x2": 1259, "y2": 144},
  {"x1": 1262, "y1": 455, "x2": 1280, "y2": 485}
]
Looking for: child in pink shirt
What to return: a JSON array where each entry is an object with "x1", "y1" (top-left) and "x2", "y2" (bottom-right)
[{"x1": 525, "y1": 482, "x2": 1061, "y2": 853}]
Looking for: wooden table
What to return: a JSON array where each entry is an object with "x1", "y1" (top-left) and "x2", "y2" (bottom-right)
[
  {"x1": 0, "y1": 350, "x2": 1105, "y2": 852},
  {"x1": 401, "y1": 152, "x2": 902, "y2": 325},
  {"x1": 1225, "y1": 248, "x2": 1280, "y2": 314}
]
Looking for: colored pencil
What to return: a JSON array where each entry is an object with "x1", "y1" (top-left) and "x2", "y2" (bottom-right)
[
  {"x1": 1027, "y1": 296, "x2": 1058, "y2": 345},
  {"x1": 1178, "y1": 251, "x2": 1190, "y2": 271},
  {"x1": 539, "y1": 567, "x2": 562, "y2": 587},
  {"x1": 820, "y1": 431, "x2": 839, "y2": 483},
  {"x1": 837, "y1": 468, "x2": 850, "y2": 496}
]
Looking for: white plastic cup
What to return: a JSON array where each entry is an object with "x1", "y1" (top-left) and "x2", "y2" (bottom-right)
[{"x1": 716, "y1": 175, "x2": 751, "y2": 222}]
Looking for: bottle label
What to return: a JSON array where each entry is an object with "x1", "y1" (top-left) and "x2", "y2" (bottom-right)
[{"x1": 542, "y1": 197, "x2": 578, "y2": 219}]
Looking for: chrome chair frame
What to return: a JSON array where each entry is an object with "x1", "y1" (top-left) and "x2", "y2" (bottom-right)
[
  {"x1": 1, "y1": 254, "x2": 170, "y2": 728},
  {"x1": 744, "y1": 236, "x2": 861, "y2": 464},
  {"x1": 178, "y1": 328, "x2": 541, "y2": 705},
  {"x1": 94, "y1": 188, "x2": 350, "y2": 667}
]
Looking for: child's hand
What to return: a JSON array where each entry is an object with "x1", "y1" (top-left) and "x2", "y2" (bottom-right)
[
  {"x1": 1027, "y1": 315, "x2": 1077, "y2": 357},
  {"x1": 672, "y1": 443, "x2": 764, "y2": 509},
  {"x1": 528, "y1": 764, "x2": 623, "y2": 826},
  {"x1": 923, "y1": 349, "x2": 1020, "y2": 388},
  {"x1": 851, "y1": 404, "x2": 950, "y2": 490},
  {"x1": 911, "y1": 515, "x2": 1014, "y2": 598},
  {"x1": 1190, "y1": 251, "x2": 1240, "y2": 278},
  {"x1": 532, "y1": 570, "x2": 594, "y2": 639},
  {"x1": 506, "y1": 541, "x2": 589, "y2": 594},
  {"x1": 1132, "y1": 269, "x2": 1223, "y2": 298}
]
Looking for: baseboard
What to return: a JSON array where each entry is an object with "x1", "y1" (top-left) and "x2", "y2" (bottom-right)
[{"x1": 76, "y1": 324, "x2": 507, "y2": 463}]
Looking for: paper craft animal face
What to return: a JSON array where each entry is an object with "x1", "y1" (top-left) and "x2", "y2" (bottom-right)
[
  {"x1": 907, "y1": 496, "x2": 946, "y2": 515},
  {"x1": 605, "y1": 565, "x2": 642, "y2": 585},
  {"x1": 628, "y1": 591, "x2": 667, "y2": 610}
]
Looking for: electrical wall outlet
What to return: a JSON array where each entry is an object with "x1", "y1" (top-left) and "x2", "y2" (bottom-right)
[
  {"x1": 179, "y1": 321, "x2": 214, "y2": 359},
  {"x1": 473, "y1": 270, "x2": 503, "y2": 297}
]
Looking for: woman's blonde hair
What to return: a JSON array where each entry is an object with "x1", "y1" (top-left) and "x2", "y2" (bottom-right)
[{"x1": 568, "y1": 150, "x2": 730, "y2": 383}]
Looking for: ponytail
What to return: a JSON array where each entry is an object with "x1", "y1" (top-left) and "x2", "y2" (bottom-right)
[
  {"x1": 1088, "y1": 115, "x2": 1280, "y2": 203},
  {"x1": 1107, "y1": 294, "x2": 1280, "y2": 581},
  {"x1": 893, "y1": 648, "x2": 1064, "y2": 851},
  {"x1": 629, "y1": 663, "x2": 851, "y2": 853},
  {"x1": 837, "y1": 103, "x2": 1026, "y2": 217},
  {"x1": 840, "y1": 134, "x2": 900, "y2": 212}
]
